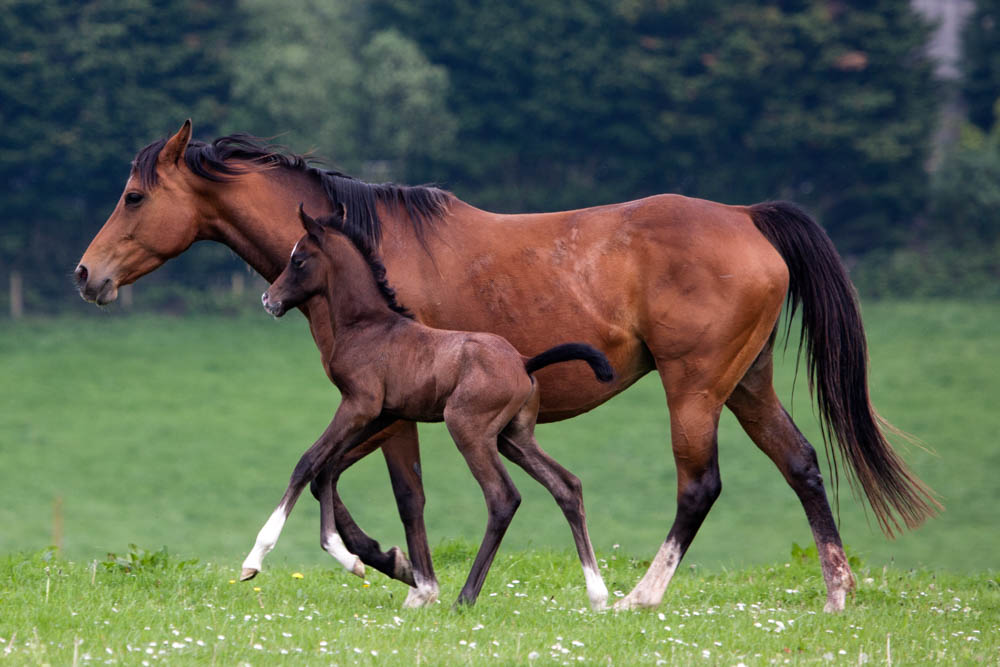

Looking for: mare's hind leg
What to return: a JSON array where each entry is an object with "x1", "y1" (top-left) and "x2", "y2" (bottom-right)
[
  {"x1": 498, "y1": 392, "x2": 608, "y2": 610},
  {"x1": 725, "y1": 344, "x2": 855, "y2": 612},
  {"x1": 614, "y1": 389, "x2": 723, "y2": 610}
]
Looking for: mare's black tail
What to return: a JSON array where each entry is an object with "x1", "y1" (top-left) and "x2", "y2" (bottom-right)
[
  {"x1": 524, "y1": 343, "x2": 615, "y2": 383},
  {"x1": 749, "y1": 200, "x2": 940, "y2": 537}
]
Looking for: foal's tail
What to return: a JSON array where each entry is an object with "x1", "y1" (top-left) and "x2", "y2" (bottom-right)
[
  {"x1": 524, "y1": 343, "x2": 615, "y2": 383},
  {"x1": 749, "y1": 201, "x2": 940, "y2": 537}
]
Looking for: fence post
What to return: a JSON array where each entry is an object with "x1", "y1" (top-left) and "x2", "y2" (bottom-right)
[
  {"x1": 231, "y1": 271, "x2": 245, "y2": 297},
  {"x1": 10, "y1": 270, "x2": 23, "y2": 319},
  {"x1": 120, "y1": 284, "x2": 133, "y2": 309}
]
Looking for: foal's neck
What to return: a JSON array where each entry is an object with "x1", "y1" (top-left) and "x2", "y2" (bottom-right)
[{"x1": 321, "y1": 241, "x2": 407, "y2": 352}]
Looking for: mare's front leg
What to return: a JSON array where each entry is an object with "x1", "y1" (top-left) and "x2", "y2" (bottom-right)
[{"x1": 240, "y1": 403, "x2": 392, "y2": 580}]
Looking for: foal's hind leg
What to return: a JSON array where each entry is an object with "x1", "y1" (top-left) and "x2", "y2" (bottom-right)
[
  {"x1": 498, "y1": 394, "x2": 608, "y2": 610},
  {"x1": 725, "y1": 345, "x2": 855, "y2": 612},
  {"x1": 444, "y1": 407, "x2": 523, "y2": 607}
]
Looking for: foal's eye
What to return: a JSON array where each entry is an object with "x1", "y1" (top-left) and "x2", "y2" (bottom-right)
[
  {"x1": 124, "y1": 192, "x2": 144, "y2": 206},
  {"x1": 292, "y1": 257, "x2": 305, "y2": 268}
]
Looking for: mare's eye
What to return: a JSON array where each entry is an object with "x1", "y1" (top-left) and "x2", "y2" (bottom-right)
[
  {"x1": 124, "y1": 192, "x2": 144, "y2": 206},
  {"x1": 292, "y1": 257, "x2": 305, "y2": 268}
]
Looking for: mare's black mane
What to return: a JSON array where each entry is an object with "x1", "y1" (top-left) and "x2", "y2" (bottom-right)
[
  {"x1": 132, "y1": 134, "x2": 451, "y2": 251},
  {"x1": 312, "y1": 212, "x2": 415, "y2": 320}
]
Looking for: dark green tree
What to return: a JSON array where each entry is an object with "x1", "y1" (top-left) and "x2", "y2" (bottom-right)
[
  {"x1": 372, "y1": 0, "x2": 939, "y2": 254},
  {"x1": 227, "y1": 0, "x2": 455, "y2": 183},
  {"x1": 0, "y1": 0, "x2": 238, "y2": 308}
]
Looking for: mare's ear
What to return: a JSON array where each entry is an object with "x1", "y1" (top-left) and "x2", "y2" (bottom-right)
[
  {"x1": 335, "y1": 202, "x2": 347, "y2": 224},
  {"x1": 298, "y1": 204, "x2": 325, "y2": 245},
  {"x1": 159, "y1": 119, "x2": 192, "y2": 167}
]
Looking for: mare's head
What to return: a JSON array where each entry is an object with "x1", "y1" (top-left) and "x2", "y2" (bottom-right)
[
  {"x1": 262, "y1": 206, "x2": 341, "y2": 318},
  {"x1": 75, "y1": 120, "x2": 205, "y2": 304}
]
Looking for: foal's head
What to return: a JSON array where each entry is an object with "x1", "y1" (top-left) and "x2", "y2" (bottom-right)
[
  {"x1": 262, "y1": 206, "x2": 343, "y2": 318},
  {"x1": 262, "y1": 205, "x2": 413, "y2": 319}
]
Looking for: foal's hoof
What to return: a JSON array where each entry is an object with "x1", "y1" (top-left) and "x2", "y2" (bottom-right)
[
  {"x1": 389, "y1": 546, "x2": 416, "y2": 587},
  {"x1": 240, "y1": 567, "x2": 259, "y2": 582}
]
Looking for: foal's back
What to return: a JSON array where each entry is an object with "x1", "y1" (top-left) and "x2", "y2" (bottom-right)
[{"x1": 378, "y1": 322, "x2": 534, "y2": 426}]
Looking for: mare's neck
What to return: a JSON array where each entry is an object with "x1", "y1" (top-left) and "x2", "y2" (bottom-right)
[{"x1": 201, "y1": 170, "x2": 334, "y2": 283}]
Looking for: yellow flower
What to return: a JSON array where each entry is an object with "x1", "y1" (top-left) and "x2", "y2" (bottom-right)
[
  {"x1": 253, "y1": 586, "x2": 262, "y2": 592},
  {"x1": 228, "y1": 579, "x2": 236, "y2": 584},
  {"x1": 292, "y1": 572, "x2": 304, "y2": 579}
]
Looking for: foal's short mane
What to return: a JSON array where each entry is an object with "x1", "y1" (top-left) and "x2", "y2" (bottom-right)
[
  {"x1": 313, "y1": 213, "x2": 415, "y2": 320},
  {"x1": 133, "y1": 134, "x2": 452, "y2": 250}
]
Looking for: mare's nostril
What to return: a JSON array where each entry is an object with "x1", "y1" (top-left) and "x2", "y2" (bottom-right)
[{"x1": 75, "y1": 264, "x2": 89, "y2": 287}]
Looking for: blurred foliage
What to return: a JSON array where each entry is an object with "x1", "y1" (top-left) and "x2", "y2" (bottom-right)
[
  {"x1": 371, "y1": 0, "x2": 938, "y2": 253},
  {"x1": 0, "y1": 0, "x2": 240, "y2": 305},
  {"x1": 930, "y1": 116, "x2": 1000, "y2": 246},
  {"x1": 853, "y1": 110, "x2": 1000, "y2": 300},
  {"x1": 962, "y1": 0, "x2": 1000, "y2": 132},
  {"x1": 226, "y1": 1, "x2": 455, "y2": 181},
  {"x1": 1, "y1": 0, "x2": 997, "y2": 313}
]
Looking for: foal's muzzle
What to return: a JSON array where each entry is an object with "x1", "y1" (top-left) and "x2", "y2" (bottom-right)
[{"x1": 261, "y1": 291, "x2": 285, "y2": 317}]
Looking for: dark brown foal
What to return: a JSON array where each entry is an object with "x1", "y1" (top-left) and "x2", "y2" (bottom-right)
[{"x1": 241, "y1": 205, "x2": 614, "y2": 609}]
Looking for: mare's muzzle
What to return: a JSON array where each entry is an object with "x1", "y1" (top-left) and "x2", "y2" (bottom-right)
[{"x1": 74, "y1": 264, "x2": 118, "y2": 305}]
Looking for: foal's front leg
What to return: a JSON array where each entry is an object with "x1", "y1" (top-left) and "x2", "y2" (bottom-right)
[
  {"x1": 240, "y1": 405, "x2": 392, "y2": 580},
  {"x1": 311, "y1": 422, "x2": 421, "y2": 587}
]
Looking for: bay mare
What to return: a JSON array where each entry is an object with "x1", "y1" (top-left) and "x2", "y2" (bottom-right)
[
  {"x1": 242, "y1": 205, "x2": 614, "y2": 608},
  {"x1": 75, "y1": 121, "x2": 938, "y2": 611}
]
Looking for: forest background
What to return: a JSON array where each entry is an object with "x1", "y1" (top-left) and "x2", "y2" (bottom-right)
[{"x1": 2, "y1": 0, "x2": 1000, "y2": 314}]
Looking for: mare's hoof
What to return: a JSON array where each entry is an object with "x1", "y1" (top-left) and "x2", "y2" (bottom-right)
[
  {"x1": 403, "y1": 584, "x2": 439, "y2": 609},
  {"x1": 240, "y1": 567, "x2": 259, "y2": 582},
  {"x1": 351, "y1": 558, "x2": 366, "y2": 578},
  {"x1": 612, "y1": 595, "x2": 652, "y2": 611},
  {"x1": 823, "y1": 589, "x2": 847, "y2": 613}
]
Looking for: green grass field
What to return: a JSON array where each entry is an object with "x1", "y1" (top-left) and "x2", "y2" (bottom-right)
[
  {"x1": 1, "y1": 546, "x2": 997, "y2": 665},
  {"x1": 2, "y1": 301, "x2": 999, "y2": 663}
]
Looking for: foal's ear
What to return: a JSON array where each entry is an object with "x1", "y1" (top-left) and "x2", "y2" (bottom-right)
[
  {"x1": 298, "y1": 204, "x2": 325, "y2": 245},
  {"x1": 159, "y1": 119, "x2": 192, "y2": 167}
]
